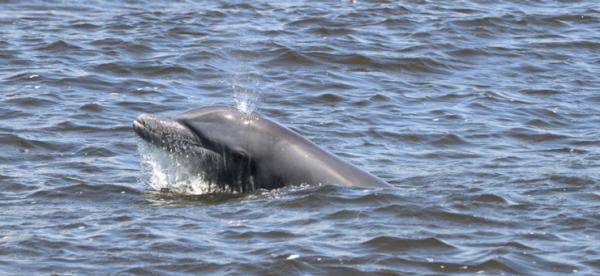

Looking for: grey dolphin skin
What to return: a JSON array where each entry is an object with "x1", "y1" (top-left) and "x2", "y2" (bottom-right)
[{"x1": 133, "y1": 106, "x2": 390, "y2": 192}]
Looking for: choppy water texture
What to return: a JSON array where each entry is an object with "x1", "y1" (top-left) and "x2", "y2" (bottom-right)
[{"x1": 1, "y1": 0, "x2": 600, "y2": 274}]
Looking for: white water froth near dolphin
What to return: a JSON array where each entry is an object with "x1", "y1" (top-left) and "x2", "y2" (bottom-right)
[{"x1": 136, "y1": 140, "x2": 227, "y2": 195}]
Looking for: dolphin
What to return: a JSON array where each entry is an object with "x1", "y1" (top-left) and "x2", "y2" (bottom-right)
[{"x1": 133, "y1": 106, "x2": 390, "y2": 192}]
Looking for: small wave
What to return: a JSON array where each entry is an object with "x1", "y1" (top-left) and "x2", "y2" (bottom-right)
[
  {"x1": 4, "y1": 96, "x2": 55, "y2": 107},
  {"x1": 381, "y1": 255, "x2": 527, "y2": 274},
  {"x1": 431, "y1": 133, "x2": 470, "y2": 146},
  {"x1": 450, "y1": 15, "x2": 512, "y2": 28},
  {"x1": 412, "y1": 207, "x2": 510, "y2": 226},
  {"x1": 367, "y1": 129, "x2": 426, "y2": 142},
  {"x1": 70, "y1": 21, "x2": 99, "y2": 29},
  {"x1": 220, "y1": 230, "x2": 298, "y2": 240},
  {"x1": 167, "y1": 26, "x2": 208, "y2": 36},
  {"x1": 90, "y1": 38, "x2": 154, "y2": 54},
  {"x1": 37, "y1": 40, "x2": 81, "y2": 51},
  {"x1": 286, "y1": 17, "x2": 346, "y2": 28},
  {"x1": 511, "y1": 63, "x2": 548, "y2": 73},
  {"x1": 76, "y1": 146, "x2": 115, "y2": 157},
  {"x1": 369, "y1": 94, "x2": 391, "y2": 102},
  {"x1": 351, "y1": 94, "x2": 393, "y2": 107},
  {"x1": 30, "y1": 183, "x2": 141, "y2": 200},
  {"x1": 312, "y1": 52, "x2": 451, "y2": 73},
  {"x1": 548, "y1": 175, "x2": 594, "y2": 186},
  {"x1": 116, "y1": 101, "x2": 170, "y2": 113},
  {"x1": 313, "y1": 93, "x2": 343, "y2": 104},
  {"x1": 0, "y1": 133, "x2": 70, "y2": 151},
  {"x1": 465, "y1": 258, "x2": 521, "y2": 274},
  {"x1": 262, "y1": 45, "x2": 451, "y2": 73},
  {"x1": 520, "y1": 88, "x2": 560, "y2": 96},
  {"x1": 141, "y1": 190, "x2": 247, "y2": 206},
  {"x1": 266, "y1": 48, "x2": 317, "y2": 66},
  {"x1": 531, "y1": 40, "x2": 600, "y2": 50},
  {"x1": 413, "y1": 150, "x2": 482, "y2": 159},
  {"x1": 429, "y1": 92, "x2": 475, "y2": 101},
  {"x1": 92, "y1": 62, "x2": 192, "y2": 76},
  {"x1": 307, "y1": 26, "x2": 354, "y2": 36},
  {"x1": 449, "y1": 193, "x2": 509, "y2": 204},
  {"x1": 583, "y1": 259, "x2": 600, "y2": 270},
  {"x1": 176, "y1": 50, "x2": 218, "y2": 63},
  {"x1": 503, "y1": 127, "x2": 569, "y2": 142},
  {"x1": 538, "y1": 147, "x2": 588, "y2": 155},
  {"x1": 43, "y1": 121, "x2": 126, "y2": 133},
  {"x1": 363, "y1": 236, "x2": 456, "y2": 251},
  {"x1": 266, "y1": 187, "x2": 403, "y2": 210},
  {"x1": 523, "y1": 14, "x2": 598, "y2": 26},
  {"x1": 2, "y1": 182, "x2": 36, "y2": 193},
  {"x1": 90, "y1": 38, "x2": 123, "y2": 46},
  {"x1": 52, "y1": 75, "x2": 114, "y2": 91},
  {"x1": 516, "y1": 231, "x2": 562, "y2": 242},
  {"x1": 147, "y1": 239, "x2": 205, "y2": 253},
  {"x1": 323, "y1": 209, "x2": 368, "y2": 220},
  {"x1": 367, "y1": 129, "x2": 470, "y2": 146},
  {"x1": 79, "y1": 103, "x2": 103, "y2": 112},
  {"x1": 4, "y1": 72, "x2": 45, "y2": 82},
  {"x1": 219, "y1": 2, "x2": 255, "y2": 10},
  {"x1": 106, "y1": 22, "x2": 134, "y2": 30},
  {"x1": 526, "y1": 119, "x2": 553, "y2": 128},
  {"x1": 446, "y1": 47, "x2": 491, "y2": 58},
  {"x1": 17, "y1": 236, "x2": 73, "y2": 253},
  {"x1": 0, "y1": 107, "x2": 32, "y2": 119},
  {"x1": 378, "y1": 17, "x2": 415, "y2": 27},
  {"x1": 490, "y1": 241, "x2": 534, "y2": 250},
  {"x1": 584, "y1": 95, "x2": 600, "y2": 103}
]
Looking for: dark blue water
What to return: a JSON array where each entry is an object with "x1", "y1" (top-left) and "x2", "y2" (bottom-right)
[{"x1": 1, "y1": 0, "x2": 599, "y2": 274}]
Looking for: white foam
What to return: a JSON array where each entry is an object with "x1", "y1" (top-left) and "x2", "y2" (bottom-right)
[{"x1": 137, "y1": 141, "x2": 224, "y2": 195}]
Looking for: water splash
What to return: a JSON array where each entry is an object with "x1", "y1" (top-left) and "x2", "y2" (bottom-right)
[
  {"x1": 136, "y1": 140, "x2": 226, "y2": 195},
  {"x1": 232, "y1": 72, "x2": 260, "y2": 116},
  {"x1": 227, "y1": 44, "x2": 262, "y2": 116}
]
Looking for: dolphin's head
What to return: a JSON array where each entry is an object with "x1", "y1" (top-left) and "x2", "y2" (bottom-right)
[
  {"x1": 133, "y1": 114, "x2": 203, "y2": 153},
  {"x1": 133, "y1": 106, "x2": 269, "y2": 192}
]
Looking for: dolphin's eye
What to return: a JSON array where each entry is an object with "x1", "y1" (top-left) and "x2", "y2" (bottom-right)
[{"x1": 232, "y1": 150, "x2": 248, "y2": 161}]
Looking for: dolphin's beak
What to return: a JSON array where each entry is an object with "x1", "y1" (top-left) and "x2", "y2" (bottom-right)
[
  {"x1": 132, "y1": 114, "x2": 203, "y2": 150},
  {"x1": 132, "y1": 116, "x2": 145, "y2": 132},
  {"x1": 132, "y1": 114, "x2": 156, "y2": 142}
]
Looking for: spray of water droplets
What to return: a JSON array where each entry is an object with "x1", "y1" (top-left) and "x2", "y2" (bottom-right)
[
  {"x1": 232, "y1": 73, "x2": 260, "y2": 116},
  {"x1": 136, "y1": 140, "x2": 227, "y2": 195}
]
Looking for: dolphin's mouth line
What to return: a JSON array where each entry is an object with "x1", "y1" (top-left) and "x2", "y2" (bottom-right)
[
  {"x1": 133, "y1": 115, "x2": 221, "y2": 158},
  {"x1": 132, "y1": 118, "x2": 154, "y2": 143},
  {"x1": 134, "y1": 114, "x2": 242, "y2": 194},
  {"x1": 133, "y1": 118, "x2": 145, "y2": 130}
]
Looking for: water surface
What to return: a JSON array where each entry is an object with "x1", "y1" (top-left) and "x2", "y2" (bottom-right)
[{"x1": 1, "y1": 0, "x2": 599, "y2": 274}]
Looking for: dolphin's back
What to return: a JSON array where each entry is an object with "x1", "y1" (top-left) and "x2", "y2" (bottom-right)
[{"x1": 252, "y1": 114, "x2": 390, "y2": 188}]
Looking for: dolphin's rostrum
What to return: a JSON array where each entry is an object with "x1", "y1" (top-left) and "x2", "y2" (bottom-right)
[{"x1": 133, "y1": 106, "x2": 390, "y2": 192}]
